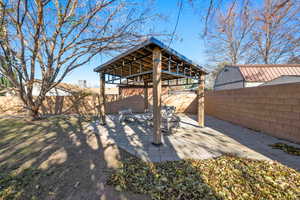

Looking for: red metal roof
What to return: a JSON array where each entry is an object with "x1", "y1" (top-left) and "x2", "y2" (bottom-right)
[{"x1": 230, "y1": 64, "x2": 300, "y2": 82}]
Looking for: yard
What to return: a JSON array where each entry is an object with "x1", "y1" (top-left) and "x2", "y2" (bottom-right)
[
  {"x1": 1, "y1": 115, "x2": 300, "y2": 200},
  {"x1": 1, "y1": 0, "x2": 300, "y2": 199},
  {"x1": 0, "y1": 116, "x2": 148, "y2": 200}
]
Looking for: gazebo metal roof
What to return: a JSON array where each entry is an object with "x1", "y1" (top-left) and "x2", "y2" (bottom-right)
[{"x1": 94, "y1": 37, "x2": 207, "y2": 84}]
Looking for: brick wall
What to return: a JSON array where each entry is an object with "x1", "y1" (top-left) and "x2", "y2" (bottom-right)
[{"x1": 205, "y1": 83, "x2": 300, "y2": 143}]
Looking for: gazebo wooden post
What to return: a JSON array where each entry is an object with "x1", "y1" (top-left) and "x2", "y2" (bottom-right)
[
  {"x1": 144, "y1": 81, "x2": 148, "y2": 112},
  {"x1": 99, "y1": 72, "x2": 106, "y2": 125},
  {"x1": 197, "y1": 73, "x2": 205, "y2": 127},
  {"x1": 152, "y1": 47, "x2": 162, "y2": 145}
]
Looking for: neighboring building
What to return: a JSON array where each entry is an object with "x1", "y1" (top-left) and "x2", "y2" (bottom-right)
[
  {"x1": 261, "y1": 75, "x2": 300, "y2": 86},
  {"x1": 17, "y1": 80, "x2": 85, "y2": 96},
  {"x1": 214, "y1": 64, "x2": 300, "y2": 90},
  {"x1": 78, "y1": 80, "x2": 87, "y2": 88},
  {"x1": 32, "y1": 82, "x2": 75, "y2": 96},
  {"x1": 3, "y1": 79, "x2": 115, "y2": 97}
]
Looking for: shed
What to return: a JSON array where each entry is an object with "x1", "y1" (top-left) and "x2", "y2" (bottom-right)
[{"x1": 214, "y1": 64, "x2": 300, "y2": 90}]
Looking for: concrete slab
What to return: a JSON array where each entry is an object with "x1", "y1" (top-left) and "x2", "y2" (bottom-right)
[{"x1": 91, "y1": 114, "x2": 300, "y2": 171}]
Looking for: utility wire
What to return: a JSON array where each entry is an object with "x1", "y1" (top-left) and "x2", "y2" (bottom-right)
[{"x1": 168, "y1": 0, "x2": 183, "y2": 48}]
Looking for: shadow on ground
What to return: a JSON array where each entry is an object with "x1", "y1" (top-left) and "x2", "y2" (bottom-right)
[
  {"x1": 0, "y1": 116, "x2": 150, "y2": 200},
  {"x1": 189, "y1": 115, "x2": 300, "y2": 171},
  {"x1": 99, "y1": 113, "x2": 300, "y2": 172},
  {"x1": 1, "y1": 113, "x2": 299, "y2": 200}
]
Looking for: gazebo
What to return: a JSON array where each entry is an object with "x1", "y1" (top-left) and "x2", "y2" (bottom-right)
[{"x1": 94, "y1": 37, "x2": 208, "y2": 145}]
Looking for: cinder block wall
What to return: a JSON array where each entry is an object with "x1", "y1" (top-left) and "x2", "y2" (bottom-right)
[
  {"x1": 205, "y1": 83, "x2": 300, "y2": 143},
  {"x1": 119, "y1": 86, "x2": 197, "y2": 113},
  {"x1": 0, "y1": 95, "x2": 145, "y2": 116},
  {"x1": 2, "y1": 83, "x2": 299, "y2": 143},
  {"x1": 0, "y1": 96, "x2": 25, "y2": 115}
]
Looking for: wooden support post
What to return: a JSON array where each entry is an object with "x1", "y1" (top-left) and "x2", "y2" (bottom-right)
[
  {"x1": 99, "y1": 72, "x2": 106, "y2": 125},
  {"x1": 152, "y1": 47, "x2": 162, "y2": 145},
  {"x1": 197, "y1": 73, "x2": 205, "y2": 127},
  {"x1": 144, "y1": 81, "x2": 148, "y2": 112}
]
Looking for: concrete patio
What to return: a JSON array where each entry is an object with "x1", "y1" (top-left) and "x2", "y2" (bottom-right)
[{"x1": 88, "y1": 114, "x2": 300, "y2": 171}]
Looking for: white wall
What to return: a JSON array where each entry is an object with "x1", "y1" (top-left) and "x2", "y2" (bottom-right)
[
  {"x1": 214, "y1": 66, "x2": 244, "y2": 90},
  {"x1": 244, "y1": 82, "x2": 263, "y2": 88},
  {"x1": 32, "y1": 84, "x2": 71, "y2": 96},
  {"x1": 214, "y1": 81, "x2": 244, "y2": 90}
]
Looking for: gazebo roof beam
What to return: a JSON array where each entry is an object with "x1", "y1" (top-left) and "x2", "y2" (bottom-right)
[
  {"x1": 161, "y1": 70, "x2": 197, "y2": 79},
  {"x1": 105, "y1": 53, "x2": 199, "y2": 79},
  {"x1": 118, "y1": 55, "x2": 152, "y2": 69},
  {"x1": 143, "y1": 46, "x2": 199, "y2": 72},
  {"x1": 94, "y1": 37, "x2": 208, "y2": 74},
  {"x1": 124, "y1": 70, "x2": 153, "y2": 79},
  {"x1": 112, "y1": 51, "x2": 202, "y2": 77}
]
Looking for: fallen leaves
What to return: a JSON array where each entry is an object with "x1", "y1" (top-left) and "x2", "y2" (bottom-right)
[
  {"x1": 0, "y1": 168, "x2": 42, "y2": 200},
  {"x1": 269, "y1": 142, "x2": 300, "y2": 156},
  {"x1": 107, "y1": 155, "x2": 300, "y2": 200}
]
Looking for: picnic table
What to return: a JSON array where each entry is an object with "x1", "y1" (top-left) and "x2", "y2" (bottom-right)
[{"x1": 118, "y1": 106, "x2": 180, "y2": 133}]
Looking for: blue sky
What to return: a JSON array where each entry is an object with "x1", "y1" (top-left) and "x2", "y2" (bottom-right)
[{"x1": 63, "y1": 1, "x2": 208, "y2": 87}]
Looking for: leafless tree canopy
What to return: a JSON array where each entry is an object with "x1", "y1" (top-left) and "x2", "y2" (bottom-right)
[
  {"x1": 204, "y1": 0, "x2": 300, "y2": 65},
  {"x1": 253, "y1": 0, "x2": 300, "y2": 64},
  {"x1": 205, "y1": 0, "x2": 254, "y2": 64},
  {"x1": 0, "y1": 0, "x2": 158, "y2": 119}
]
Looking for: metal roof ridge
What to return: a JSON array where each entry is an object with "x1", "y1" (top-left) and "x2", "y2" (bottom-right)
[{"x1": 226, "y1": 64, "x2": 300, "y2": 68}]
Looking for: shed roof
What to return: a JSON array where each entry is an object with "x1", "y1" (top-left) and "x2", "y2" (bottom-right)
[
  {"x1": 261, "y1": 75, "x2": 300, "y2": 86},
  {"x1": 94, "y1": 37, "x2": 207, "y2": 82},
  {"x1": 228, "y1": 64, "x2": 300, "y2": 82}
]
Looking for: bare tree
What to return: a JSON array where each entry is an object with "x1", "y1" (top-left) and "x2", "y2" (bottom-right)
[
  {"x1": 0, "y1": 0, "x2": 158, "y2": 119},
  {"x1": 252, "y1": 0, "x2": 300, "y2": 64},
  {"x1": 288, "y1": 55, "x2": 300, "y2": 63},
  {"x1": 205, "y1": 62, "x2": 228, "y2": 90},
  {"x1": 205, "y1": 0, "x2": 255, "y2": 65}
]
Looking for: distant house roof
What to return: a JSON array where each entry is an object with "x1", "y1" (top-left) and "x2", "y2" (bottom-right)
[
  {"x1": 227, "y1": 64, "x2": 300, "y2": 82},
  {"x1": 32, "y1": 80, "x2": 82, "y2": 93},
  {"x1": 261, "y1": 75, "x2": 300, "y2": 86}
]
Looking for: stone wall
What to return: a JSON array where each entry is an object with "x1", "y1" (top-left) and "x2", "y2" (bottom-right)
[{"x1": 205, "y1": 83, "x2": 300, "y2": 143}]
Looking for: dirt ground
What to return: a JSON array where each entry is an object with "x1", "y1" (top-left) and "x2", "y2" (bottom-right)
[{"x1": 0, "y1": 116, "x2": 150, "y2": 200}]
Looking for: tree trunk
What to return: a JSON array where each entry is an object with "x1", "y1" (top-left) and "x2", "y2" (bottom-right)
[
  {"x1": 28, "y1": 107, "x2": 41, "y2": 120},
  {"x1": 24, "y1": 96, "x2": 43, "y2": 120}
]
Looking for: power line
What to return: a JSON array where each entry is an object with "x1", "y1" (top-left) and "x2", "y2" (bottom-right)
[{"x1": 168, "y1": 0, "x2": 183, "y2": 48}]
